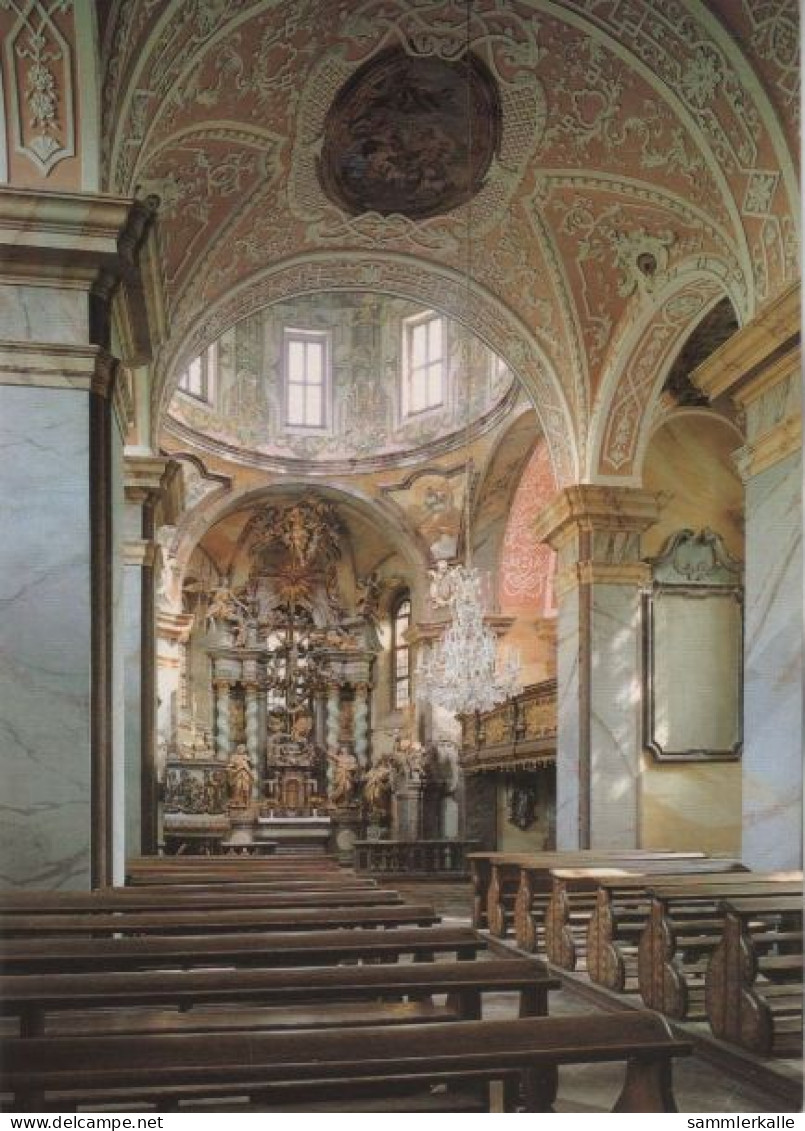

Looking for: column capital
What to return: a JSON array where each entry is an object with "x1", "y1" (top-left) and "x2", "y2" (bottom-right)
[
  {"x1": 124, "y1": 539, "x2": 157, "y2": 568},
  {"x1": 536, "y1": 486, "x2": 657, "y2": 596},
  {"x1": 534, "y1": 485, "x2": 659, "y2": 548}
]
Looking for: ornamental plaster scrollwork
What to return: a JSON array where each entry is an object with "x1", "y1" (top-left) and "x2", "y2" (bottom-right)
[
  {"x1": 154, "y1": 255, "x2": 579, "y2": 487},
  {"x1": 2, "y1": 0, "x2": 75, "y2": 175},
  {"x1": 594, "y1": 275, "x2": 726, "y2": 480},
  {"x1": 740, "y1": 0, "x2": 799, "y2": 126}
]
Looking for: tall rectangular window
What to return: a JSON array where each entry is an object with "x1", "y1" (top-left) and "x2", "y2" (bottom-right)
[
  {"x1": 178, "y1": 343, "x2": 217, "y2": 404},
  {"x1": 284, "y1": 329, "x2": 329, "y2": 429},
  {"x1": 403, "y1": 313, "x2": 444, "y2": 418},
  {"x1": 392, "y1": 595, "x2": 411, "y2": 709}
]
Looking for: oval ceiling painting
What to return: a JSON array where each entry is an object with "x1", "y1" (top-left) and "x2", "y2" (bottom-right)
[{"x1": 319, "y1": 47, "x2": 501, "y2": 220}]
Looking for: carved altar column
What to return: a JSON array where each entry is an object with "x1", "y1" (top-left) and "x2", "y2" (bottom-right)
[
  {"x1": 245, "y1": 683, "x2": 260, "y2": 761},
  {"x1": 353, "y1": 683, "x2": 370, "y2": 768},
  {"x1": 535, "y1": 487, "x2": 658, "y2": 850},
  {"x1": 693, "y1": 283, "x2": 801, "y2": 869},
  {"x1": 325, "y1": 682, "x2": 341, "y2": 789},
  {"x1": 214, "y1": 679, "x2": 232, "y2": 760}
]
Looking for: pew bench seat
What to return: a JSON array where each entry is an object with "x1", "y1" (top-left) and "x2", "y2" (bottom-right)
[
  {"x1": 1, "y1": 1013, "x2": 691, "y2": 1113},
  {"x1": 0, "y1": 925, "x2": 487, "y2": 975}
]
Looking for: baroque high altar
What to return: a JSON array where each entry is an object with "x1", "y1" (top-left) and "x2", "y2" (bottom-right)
[{"x1": 163, "y1": 498, "x2": 379, "y2": 853}]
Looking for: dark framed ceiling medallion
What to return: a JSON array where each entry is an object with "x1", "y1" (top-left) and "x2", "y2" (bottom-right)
[{"x1": 319, "y1": 46, "x2": 501, "y2": 220}]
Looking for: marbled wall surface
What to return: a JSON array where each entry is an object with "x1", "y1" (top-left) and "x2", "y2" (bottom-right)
[
  {"x1": 641, "y1": 758, "x2": 741, "y2": 854},
  {"x1": 555, "y1": 587, "x2": 582, "y2": 848},
  {"x1": 0, "y1": 386, "x2": 91, "y2": 889},
  {"x1": 0, "y1": 285, "x2": 88, "y2": 347},
  {"x1": 589, "y1": 584, "x2": 640, "y2": 848},
  {"x1": 742, "y1": 450, "x2": 802, "y2": 869}
]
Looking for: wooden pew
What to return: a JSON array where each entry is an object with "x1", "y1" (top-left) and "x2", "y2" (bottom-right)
[
  {"x1": 127, "y1": 869, "x2": 351, "y2": 886},
  {"x1": 1, "y1": 1013, "x2": 691, "y2": 1112},
  {"x1": 706, "y1": 896, "x2": 803, "y2": 1055},
  {"x1": 0, "y1": 957, "x2": 558, "y2": 1038},
  {"x1": 0, "y1": 903, "x2": 440, "y2": 938},
  {"x1": 544, "y1": 859, "x2": 746, "y2": 971},
  {"x1": 0, "y1": 925, "x2": 487, "y2": 975},
  {"x1": 127, "y1": 854, "x2": 341, "y2": 868},
  {"x1": 587, "y1": 867, "x2": 755, "y2": 992},
  {"x1": 469, "y1": 850, "x2": 703, "y2": 942},
  {"x1": 637, "y1": 875, "x2": 803, "y2": 1020},
  {"x1": 0, "y1": 887, "x2": 400, "y2": 915}
]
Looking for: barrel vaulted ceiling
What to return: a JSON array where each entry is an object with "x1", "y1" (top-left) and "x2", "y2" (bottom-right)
[{"x1": 99, "y1": 0, "x2": 800, "y2": 483}]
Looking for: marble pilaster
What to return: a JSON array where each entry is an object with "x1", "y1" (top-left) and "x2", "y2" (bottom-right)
[
  {"x1": 694, "y1": 283, "x2": 802, "y2": 870},
  {"x1": 123, "y1": 455, "x2": 167, "y2": 860},
  {"x1": 535, "y1": 487, "x2": 658, "y2": 850},
  {"x1": 0, "y1": 189, "x2": 159, "y2": 890}
]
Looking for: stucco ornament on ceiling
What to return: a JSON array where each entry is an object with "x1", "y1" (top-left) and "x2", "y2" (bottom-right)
[{"x1": 318, "y1": 47, "x2": 501, "y2": 220}]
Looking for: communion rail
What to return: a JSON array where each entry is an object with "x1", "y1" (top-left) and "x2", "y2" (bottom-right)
[{"x1": 354, "y1": 839, "x2": 479, "y2": 877}]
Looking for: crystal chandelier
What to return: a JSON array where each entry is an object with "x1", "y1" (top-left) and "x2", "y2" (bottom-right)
[
  {"x1": 416, "y1": 564, "x2": 521, "y2": 716},
  {"x1": 414, "y1": 2, "x2": 521, "y2": 718}
]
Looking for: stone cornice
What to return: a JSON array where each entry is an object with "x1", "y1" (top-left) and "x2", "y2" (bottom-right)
[
  {"x1": 691, "y1": 282, "x2": 800, "y2": 402},
  {"x1": 124, "y1": 452, "x2": 170, "y2": 495},
  {"x1": 157, "y1": 611, "x2": 195, "y2": 643},
  {"x1": 0, "y1": 341, "x2": 115, "y2": 392},
  {"x1": 534, "y1": 485, "x2": 659, "y2": 548},
  {"x1": 0, "y1": 187, "x2": 132, "y2": 256},
  {"x1": 404, "y1": 623, "x2": 445, "y2": 647},
  {"x1": 733, "y1": 418, "x2": 802, "y2": 481}
]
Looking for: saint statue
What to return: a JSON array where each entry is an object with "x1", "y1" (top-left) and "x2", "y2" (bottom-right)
[
  {"x1": 327, "y1": 746, "x2": 358, "y2": 808},
  {"x1": 227, "y1": 744, "x2": 255, "y2": 807}
]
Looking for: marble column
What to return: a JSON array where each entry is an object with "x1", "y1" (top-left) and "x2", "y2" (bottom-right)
[
  {"x1": 123, "y1": 456, "x2": 168, "y2": 862},
  {"x1": 245, "y1": 682, "x2": 260, "y2": 769},
  {"x1": 214, "y1": 680, "x2": 232, "y2": 760},
  {"x1": 0, "y1": 190, "x2": 155, "y2": 889},
  {"x1": 535, "y1": 487, "x2": 658, "y2": 850},
  {"x1": 353, "y1": 683, "x2": 370, "y2": 768},
  {"x1": 694, "y1": 283, "x2": 802, "y2": 869}
]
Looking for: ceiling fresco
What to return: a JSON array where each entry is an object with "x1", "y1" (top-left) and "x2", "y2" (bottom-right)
[
  {"x1": 318, "y1": 47, "x2": 501, "y2": 219},
  {"x1": 98, "y1": 0, "x2": 799, "y2": 482}
]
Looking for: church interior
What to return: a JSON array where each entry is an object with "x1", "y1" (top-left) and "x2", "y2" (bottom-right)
[{"x1": 0, "y1": 0, "x2": 801, "y2": 1114}]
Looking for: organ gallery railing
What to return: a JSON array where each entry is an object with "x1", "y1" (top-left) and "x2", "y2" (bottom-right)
[{"x1": 459, "y1": 678, "x2": 557, "y2": 774}]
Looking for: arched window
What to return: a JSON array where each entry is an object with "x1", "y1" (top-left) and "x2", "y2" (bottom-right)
[{"x1": 391, "y1": 593, "x2": 411, "y2": 710}]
